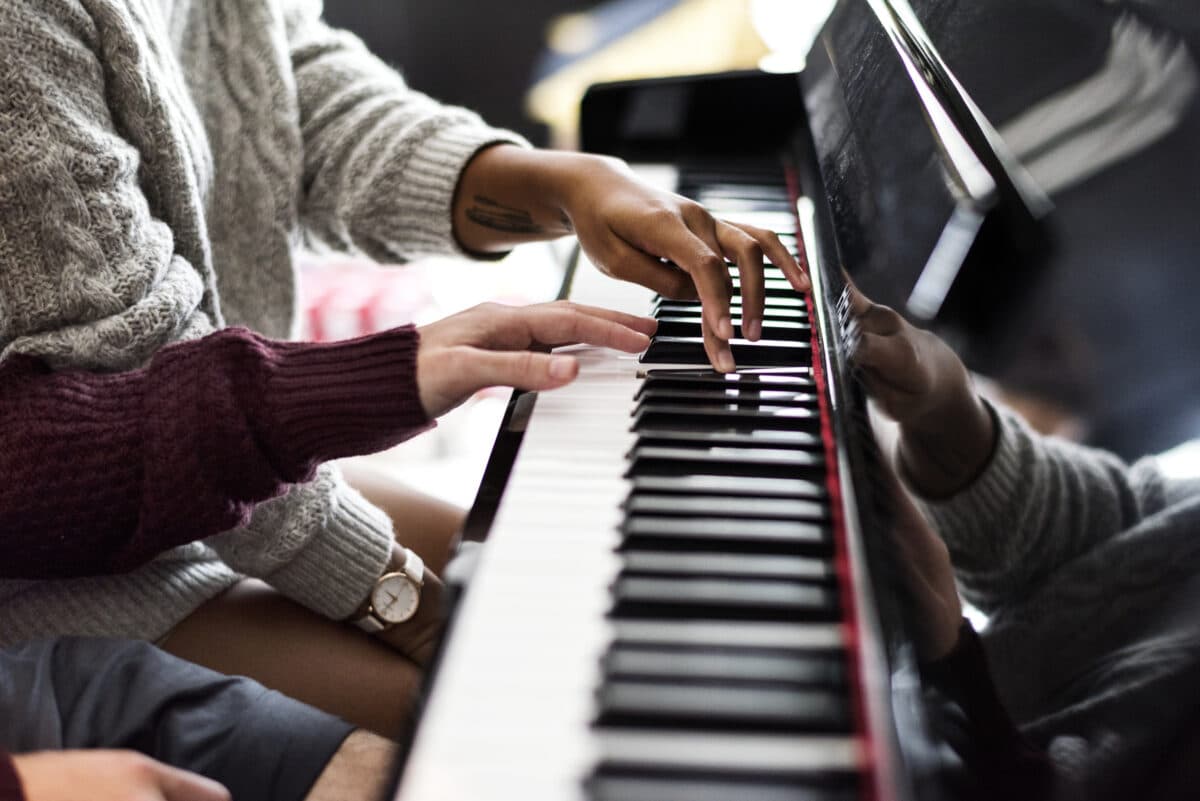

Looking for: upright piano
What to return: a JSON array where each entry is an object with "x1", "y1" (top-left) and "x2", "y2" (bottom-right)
[{"x1": 394, "y1": 1, "x2": 1050, "y2": 799}]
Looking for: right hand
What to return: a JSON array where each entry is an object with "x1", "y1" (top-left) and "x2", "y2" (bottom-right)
[
  {"x1": 416, "y1": 300, "x2": 656, "y2": 418},
  {"x1": 846, "y1": 283, "x2": 995, "y2": 497},
  {"x1": 13, "y1": 750, "x2": 230, "y2": 801}
]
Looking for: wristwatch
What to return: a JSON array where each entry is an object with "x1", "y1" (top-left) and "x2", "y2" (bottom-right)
[{"x1": 351, "y1": 547, "x2": 425, "y2": 633}]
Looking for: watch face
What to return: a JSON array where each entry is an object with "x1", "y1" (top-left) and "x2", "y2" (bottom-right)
[{"x1": 372, "y1": 574, "x2": 420, "y2": 624}]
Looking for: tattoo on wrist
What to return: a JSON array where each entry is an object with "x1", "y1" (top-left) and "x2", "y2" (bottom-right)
[{"x1": 465, "y1": 196, "x2": 571, "y2": 235}]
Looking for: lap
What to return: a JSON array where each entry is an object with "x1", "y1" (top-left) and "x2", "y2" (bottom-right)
[{"x1": 0, "y1": 637, "x2": 353, "y2": 801}]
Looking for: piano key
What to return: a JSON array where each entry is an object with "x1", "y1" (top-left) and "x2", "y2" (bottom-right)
[
  {"x1": 619, "y1": 551, "x2": 832, "y2": 580},
  {"x1": 587, "y1": 772, "x2": 858, "y2": 801},
  {"x1": 632, "y1": 426, "x2": 823, "y2": 451},
  {"x1": 611, "y1": 577, "x2": 838, "y2": 622},
  {"x1": 622, "y1": 517, "x2": 831, "y2": 552},
  {"x1": 634, "y1": 403, "x2": 821, "y2": 427},
  {"x1": 614, "y1": 620, "x2": 845, "y2": 651},
  {"x1": 635, "y1": 388, "x2": 819, "y2": 409},
  {"x1": 595, "y1": 729, "x2": 863, "y2": 774},
  {"x1": 628, "y1": 474, "x2": 827, "y2": 500},
  {"x1": 639, "y1": 371, "x2": 814, "y2": 390},
  {"x1": 655, "y1": 296, "x2": 808, "y2": 313},
  {"x1": 597, "y1": 681, "x2": 850, "y2": 732},
  {"x1": 625, "y1": 495, "x2": 829, "y2": 522},
  {"x1": 653, "y1": 317, "x2": 810, "y2": 340},
  {"x1": 602, "y1": 643, "x2": 845, "y2": 685},
  {"x1": 641, "y1": 337, "x2": 811, "y2": 366},
  {"x1": 628, "y1": 444, "x2": 825, "y2": 474},
  {"x1": 730, "y1": 277, "x2": 798, "y2": 294},
  {"x1": 690, "y1": 182, "x2": 792, "y2": 201}
]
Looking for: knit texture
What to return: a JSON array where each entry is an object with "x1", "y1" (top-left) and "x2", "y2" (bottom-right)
[
  {"x1": 0, "y1": 0, "x2": 525, "y2": 643},
  {"x1": 919, "y1": 405, "x2": 1200, "y2": 799},
  {"x1": 0, "y1": 326, "x2": 431, "y2": 580}
]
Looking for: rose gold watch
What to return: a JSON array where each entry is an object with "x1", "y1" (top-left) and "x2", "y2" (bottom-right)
[{"x1": 351, "y1": 547, "x2": 425, "y2": 634}]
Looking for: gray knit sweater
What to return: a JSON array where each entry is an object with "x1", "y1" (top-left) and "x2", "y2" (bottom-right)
[
  {"x1": 922, "y1": 406, "x2": 1200, "y2": 797},
  {"x1": 0, "y1": 0, "x2": 523, "y2": 644}
]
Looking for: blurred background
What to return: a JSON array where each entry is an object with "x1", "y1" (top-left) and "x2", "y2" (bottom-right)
[{"x1": 310, "y1": 0, "x2": 837, "y2": 507}]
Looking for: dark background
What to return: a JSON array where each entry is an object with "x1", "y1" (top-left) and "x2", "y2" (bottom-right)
[{"x1": 324, "y1": 1, "x2": 602, "y2": 146}]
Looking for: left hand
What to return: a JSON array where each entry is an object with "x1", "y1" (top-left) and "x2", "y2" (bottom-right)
[
  {"x1": 453, "y1": 146, "x2": 809, "y2": 373},
  {"x1": 561, "y1": 156, "x2": 809, "y2": 372}
]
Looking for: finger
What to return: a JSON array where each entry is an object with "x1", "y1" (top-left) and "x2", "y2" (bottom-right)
[
  {"x1": 846, "y1": 278, "x2": 873, "y2": 316},
  {"x1": 680, "y1": 207, "x2": 736, "y2": 344},
  {"x1": 517, "y1": 304, "x2": 653, "y2": 354},
  {"x1": 155, "y1": 763, "x2": 231, "y2": 801},
  {"x1": 716, "y1": 221, "x2": 764, "y2": 341},
  {"x1": 857, "y1": 369, "x2": 919, "y2": 420},
  {"x1": 549, "y1": 301, "x2": 658, "y2": 338},
  {"x1": 597, "y1": 242, "x2": 699, "y2": 302},
  {"x1": 466, "y1": 349, "x2": 581, "y2": 393},
  {"x1": 730, "y1": 221, "x2": 810, "y2": 293},
  {"x1": 853, "y1": 332, "x2": 925, "y2": 394}
]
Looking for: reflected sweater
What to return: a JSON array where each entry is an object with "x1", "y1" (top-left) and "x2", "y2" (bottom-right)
[{"x1": 0, "y1": 0, "x2": 523, "y2": 644}]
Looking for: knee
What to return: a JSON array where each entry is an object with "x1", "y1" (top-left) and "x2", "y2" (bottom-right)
[{"x1": 304, "y1": 730, "x2": 399, "y2": 801}]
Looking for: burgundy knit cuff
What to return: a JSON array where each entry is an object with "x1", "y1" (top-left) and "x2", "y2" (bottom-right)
[
  {"x1": 0, "y1": 752, "x2": 24, "y2": 801},
  {"x1": 258, "y1": 325, "x2": 435, "y2": 470}
]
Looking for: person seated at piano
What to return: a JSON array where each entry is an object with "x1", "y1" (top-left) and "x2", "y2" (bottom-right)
[
  {"x1": 0, "y1": 0, "x2": 806, "y2": 732},
  {"x1": 847, "y1": 285, "x2": 1200, "y2": 801},
  {"x1": 0, "y1": 300, "x2": 656, "y2": 735}
]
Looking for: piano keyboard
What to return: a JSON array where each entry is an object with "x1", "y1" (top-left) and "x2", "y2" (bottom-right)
[{"x1": 396, "y1": 166, "x2": 873, "y2": 801}]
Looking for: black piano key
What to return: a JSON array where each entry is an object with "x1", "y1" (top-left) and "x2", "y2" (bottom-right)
[
  {"x1": 611, "y1": 576, "x2": 838, "y2": 622},
  {"x1": 628, "y1": 474, "x2": 827, "y2": 500},
  {"x1": 622, "y1": 516, "x2": 832, "y2": 554},
  {"x1": 634, "y1": 403, "x2": 821, "y2": 429},
  {"x1": 634, "y1": 426, "x2": 823, "y2": 451},
  {"x1": 619, "y1": 551, "x2": 831, "y2": 580},
  {"x1": 641, "y1": 337, "x2": 811, "y2": 366},
  {"x1": 730, "y1": 277, "x2": 798, "y2": 294},
  {"x1": 655, "y1": 295, "x2": 808, "y2": 312},
  {"x1": 636, "y1": 387, "x2": 818, "y2": 410},
  {"x1": 626, "y1": 494, "x2": 829, "y2": 523},
  {"x1": 596, "y1": 680, "x2": 851, "y2": 733},
  {"x1": 587, "y1": 772, "x2": 858, "y2": 801},
  {"x1": 653, "y1": 301, "x2": 808, "y2": 319},
  {"x1": 603, "y1": 643, "x2": 845, "y2": 687},
  {"x1": 653, "y1": 316, "x2": 810, "y2": 340},
  {"x1": 638, "y1": 371, "x2": 814, "y2": 392},
  {"x1": 628, "y1": 444, "x2": 825, "y2": 476}
]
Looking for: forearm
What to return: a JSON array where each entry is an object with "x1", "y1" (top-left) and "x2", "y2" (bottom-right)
[
  {"x1": 452, "y1": 145, "x2": 599, "y2": 253},
  {"x1": 0, "y1": 327, "x2": 430, "y2": 579},
  {"x1": 896, "y1": 385, "x2": 997, "y2": 498}
]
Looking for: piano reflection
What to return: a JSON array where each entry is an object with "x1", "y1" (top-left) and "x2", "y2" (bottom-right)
[{"x1": 394, "y1": 0, "x2": 1050, "y2": 799}]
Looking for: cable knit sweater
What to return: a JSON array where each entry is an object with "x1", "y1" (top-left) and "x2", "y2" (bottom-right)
[
  {"x1": 0, "y1": 0, "x2": 524, "y2": 645},
  {"x1": 921, "y1": 406, "x2": 1200, "y2": 799}
]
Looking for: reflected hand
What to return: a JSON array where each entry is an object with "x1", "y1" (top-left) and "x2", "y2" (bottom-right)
[
  {"x1": 416, "y1": 300, "x2": 656, "y2": 418},
  {"x1": 562, "y1": 156, "x2": 809, "y2": 372},
  {"x1": 847, "y1": 282, "x2": 994, "y2": 497}
]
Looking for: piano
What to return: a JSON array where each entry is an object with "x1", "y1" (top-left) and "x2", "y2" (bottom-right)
[{"x1": 394, "y1": 1, "x2": 1050, "y2": 799}]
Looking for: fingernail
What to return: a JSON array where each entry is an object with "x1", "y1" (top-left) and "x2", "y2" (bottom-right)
[
  {"x1": 718, "y1": 316, "x2": 734, "y2": 340},
  {"x1": 549, "y1": 356, "x2": 575, "y2": 380},
  {"x1": 718, "y1": 350, "x2": 735, "y2": 373},
  {"x1": 744, "y1": 319, "x2": 762, "y2": 341}
]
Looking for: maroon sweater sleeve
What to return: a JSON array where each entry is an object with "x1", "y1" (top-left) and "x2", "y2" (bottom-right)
[
  {"x1": 0, "y1": 752, "x2": 22, "y2": 801},
  {"x1": 0, "y1": 326, "x2": 432, "y2": 580}
]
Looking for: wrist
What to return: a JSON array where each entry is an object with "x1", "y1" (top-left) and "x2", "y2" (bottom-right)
[{"x1": 898, "y1": 392, "x2": 996, "y2": 498}]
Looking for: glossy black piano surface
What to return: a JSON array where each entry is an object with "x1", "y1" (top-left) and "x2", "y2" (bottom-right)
[{"x1": 394, "y1": 1, "x2": 1200, "y2": 800}]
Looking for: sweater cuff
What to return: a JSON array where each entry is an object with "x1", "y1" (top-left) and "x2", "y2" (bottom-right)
[
  {"x1": 918, "y1": 402, "x2": 1029, "y2": 552},
  {"x1": 392, "y1": 121, "x2": 530, "y2": 259},
  {"x1": 261, "y1": 325, "x2": 434, "y2": 474},
  {"x1": 262, "y1": 473, "x2": 397, "y2": 620},
  {"x1": 0, "y1": 752, "x2": 23, "y2": 801}
]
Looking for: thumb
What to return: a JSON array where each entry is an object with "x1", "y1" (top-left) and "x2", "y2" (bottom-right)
[{"x1": 154, "y1": 763, "x2": 231, "y2": 801}]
